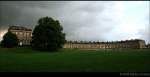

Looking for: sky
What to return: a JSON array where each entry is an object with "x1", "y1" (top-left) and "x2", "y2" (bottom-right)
[{"x1": 0, "y1": 1, "x2": 149, "y2": 44}]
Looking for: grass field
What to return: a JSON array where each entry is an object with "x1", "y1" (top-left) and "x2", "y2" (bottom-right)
[{"x1": 0, "y1": 47, "x2": 150, "y2": 72}]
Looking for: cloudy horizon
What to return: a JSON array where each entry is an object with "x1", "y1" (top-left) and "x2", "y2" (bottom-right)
[{"x1": 0, "y1": 1, "x2": 149, "y2": 44}]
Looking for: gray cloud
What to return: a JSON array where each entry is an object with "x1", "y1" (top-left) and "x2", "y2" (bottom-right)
[{"x1": 0, "y1": 1, "x2": 149, "y2": 44}]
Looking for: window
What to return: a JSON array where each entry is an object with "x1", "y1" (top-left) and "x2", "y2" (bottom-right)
[
  {"x1": 20, "y1": 32, "x2": 22, "y2": 35},
  {"x1": 24, "y1": 33, "x2": 26, "y2": 37},
  {"x1": 27, "y1": 33, "x2": 29, "y2": 36},
  {"x1": 16, "y1": 32, "x2": 18, "y2": 35}
]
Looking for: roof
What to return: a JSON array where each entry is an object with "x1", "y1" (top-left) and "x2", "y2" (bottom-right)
[
  {"x1": 66, "y1": 39, "x2": 145, "y2": 44},
  {"x1": 8, "y1": 26, "x2": 32, "y2": 31}
]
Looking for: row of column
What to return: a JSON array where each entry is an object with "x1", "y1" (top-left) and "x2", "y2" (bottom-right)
[{"x1": 63, "y1": 43, "x2": 139, "y2": 49}]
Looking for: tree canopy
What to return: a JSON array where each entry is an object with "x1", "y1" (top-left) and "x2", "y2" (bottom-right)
[
  {"x1": 31, "y1": 16, "x2": 66, "y2": 51},
  {"x1": 1, "y1": 31, "x2": 19, "y2": 48}
]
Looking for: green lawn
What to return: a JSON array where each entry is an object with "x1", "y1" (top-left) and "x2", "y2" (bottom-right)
[{"x1": 0, "y1": 47, "x2": 150, "y2": 72}]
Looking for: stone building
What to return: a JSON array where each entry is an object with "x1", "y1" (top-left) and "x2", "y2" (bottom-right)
[
  {"x1": 63, "y1": 39, "x2": 146, "y2": 49},
  {"x1": 7, "y1": 26, "x2": 146, "y2": 49},
  {"x1": 8, "y1": 26, "x2": 32, "y2": 45}
]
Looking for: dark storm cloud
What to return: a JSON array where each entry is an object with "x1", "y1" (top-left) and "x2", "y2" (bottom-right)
[
  {"x1": 0, "y1": 1, "x2": 114, "y2": 41},
  {"x1": 0, "y1": 1, "x2": 149, "y2": 43},
  {"x1": 0, "y1": 1, "x2": 68, "y2": 27}
]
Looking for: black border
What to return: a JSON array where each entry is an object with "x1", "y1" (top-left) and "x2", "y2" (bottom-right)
[
  {"x1": 1, "y1": 72, "x2": 150, "y2": 77},
  {"x1": 0, "y1": 0, "x2": 149, "y2": 77}
]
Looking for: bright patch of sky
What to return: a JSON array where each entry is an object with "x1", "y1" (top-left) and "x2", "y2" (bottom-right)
[{"x1": 106, "y1": 1, "x2": 149, "y2": 44}]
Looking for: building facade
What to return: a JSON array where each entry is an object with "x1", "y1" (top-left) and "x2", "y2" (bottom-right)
[
  {"x1": 8, "y1": 26, "x2": 32, "y2": 45},
  {"x1": 7, "y1": 26, "x2": 146, "y2": 49},
  {"x1": 63, "y1": 39, "x2": 146, "y2": 49}
]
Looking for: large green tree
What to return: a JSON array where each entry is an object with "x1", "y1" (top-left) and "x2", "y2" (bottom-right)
[
  {"x1": 1, "y1": 31, "x2": 19, "y2": 48},
  {"x1": 31, "y1": 16, "x2": 66, "y2": 51}
]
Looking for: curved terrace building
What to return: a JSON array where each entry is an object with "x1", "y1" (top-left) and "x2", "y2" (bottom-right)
[
  {"x1": 63, "y1": 39, "x2": 146, "y2": 49},
  {"x1": 7, "y1": 26, "x2": 146, "y2": 49}
]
